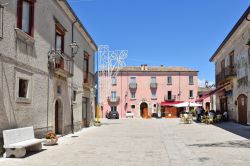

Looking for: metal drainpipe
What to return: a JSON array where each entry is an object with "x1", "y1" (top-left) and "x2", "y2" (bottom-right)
[
  {"x1": 71, "y1": 20, "x2": 78, "y2": 134},
  {"x1": 47, "y1": 53, "x2": 50, "y2": 132}
]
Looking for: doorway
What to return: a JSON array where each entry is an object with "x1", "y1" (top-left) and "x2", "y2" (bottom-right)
[
  {"x1": 82, "y1": 97, "x2": 89, "y2": 127},
  {"x1": 140, "y1": 102, "x2": 148, "y2": 118},
  {"x1": 238, "y1": 94, "x2": 247, "y2": 125},
  {"x1": 55, "y1": 99, "x2": 63, "y2": 134}
]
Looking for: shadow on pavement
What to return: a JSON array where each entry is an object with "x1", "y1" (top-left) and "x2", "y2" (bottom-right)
[
  {"x1": 214, "y1": 121, "x2": 250, "y2": 140},
  {"x1": 188, "y1": 140, "x2": 250, "y2": 148},
  {"x1": 7, "y1": 149, "x2": 47, "y2": 159}
]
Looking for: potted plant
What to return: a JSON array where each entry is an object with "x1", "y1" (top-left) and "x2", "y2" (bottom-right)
[
  {"x1": 44, "y1": 131, "x2": 58, "y2": 146},
  {"x1": 94, "y1": 119, "x2": 101, "y2": 127}
]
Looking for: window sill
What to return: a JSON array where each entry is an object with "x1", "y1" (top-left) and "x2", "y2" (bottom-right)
[
  {"x1": 189, "y1": 83, "x2": 194, "y2": 85},
  {"x1": 189, "y1": 97, "x2": 194, "y2": 99},
  {"x1": 16, "y1": 97, "x2": 31, "y2": 104},
  {"x1": 130, "y1": 98, "x2": 136, "y2": 100},
  {"x1": 151, "y1": 97, "x2": 157, "y2": 100},
  {"x1": 15, "y1": 28, "x2": 35, "y2": 46},
  {"x1": 167, "y1": 83, "x2": 172, "y2": 85},
  {"x1": 73, "y1": 101, "x2": 77, "y2": 104}
]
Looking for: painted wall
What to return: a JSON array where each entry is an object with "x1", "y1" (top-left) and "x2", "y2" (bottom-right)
[
  {"x1": 0, "y1": 0, "x2": 96, "y2": 147},
  {"x1": 98, "y1": 70, "x2": 198, "y2": 118},
  {"x1": 213, "y1": 16, "x2": 250, "y2": 123}
]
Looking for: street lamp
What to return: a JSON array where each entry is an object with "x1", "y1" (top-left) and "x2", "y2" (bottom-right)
[
  {"x1": 70, "y1": 41, "x2": 79, "y2": 134},
  {"x1": 205, "y1": 80, "x2": 208, "y2": 88},
  {"x1": 69, "y1": 41, "x2": 79, "y2": 56}
]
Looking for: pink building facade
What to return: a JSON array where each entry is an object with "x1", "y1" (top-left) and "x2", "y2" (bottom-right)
[{"x1": 98, "y1": 65, "x2": 198, "y2": 118}]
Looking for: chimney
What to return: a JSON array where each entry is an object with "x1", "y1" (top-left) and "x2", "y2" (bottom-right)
[
  {"x1": 160, "y1": 65, "x2": 164, "y2": 67},
  {"x1": 140, "y1": 64, "x2": 144, "y2": 71},
  {"x1": 144, "y1": 64, "x2": 148, "y2": 71}
]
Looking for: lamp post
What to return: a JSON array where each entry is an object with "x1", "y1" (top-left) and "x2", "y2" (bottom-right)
[
  {"x1": 205, "y1": 80, "x2": 208, "y2": 88},
  {"x1": 70, "y1": 41, "x2": 79, "y2": 134}
]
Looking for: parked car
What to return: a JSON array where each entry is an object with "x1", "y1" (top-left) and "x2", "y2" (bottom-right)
[
  {"x1": 107, "y1": 110, "x2": 119, "y2": 119},
  {"x1": 126, "y1": 111, "x2": 134, "y2": 118}
]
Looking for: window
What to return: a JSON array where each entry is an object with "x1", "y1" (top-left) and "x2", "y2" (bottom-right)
[
  {"x1": 154, "y1": 104, "x2": 157, "y2": 108},
  {"x1": 221, "y1": 59, "x2": 225, "y2": 77},
  {"x1": 131, "y1": 92, "x2": 136, "y2": 99},
  {"x1": 189, "y1": 76, "x2": 194, "y2": 85},
  {"x1": 151, "y1": 77, "x2": 156, "y2": 83},
  {"x1": 229, "y1": 51, "x2": 234, "y2": 67},
  {"x1": 57, "y1": 85, "x2": 61, "y2": 95},
  {"x1": 0, "y1": 5, "x2": 3, "y2": 39},
  {"x1": 111, "y1": 76, "x2": 116, "y2": 85},
  {"x1": 19, "y1": 79, "x2": 29, "y2": 98},
  {"x1": 17, "y1": 0, "x2": 35, "y2": 36},
  {"x1": 167, "y1": 76, "x2": 172, "y2": 85},
  {"x1": 84, "y1": 52, "x2": 89, "y2": 83},
  {"x1": 189, "y1": 90, "x2": 193, "y2": 98},
  {"x1": 111, "y1": 106, "x2": 117, "y2": 112},
  {"x1": 131, "y1": 105, "x2": 135, "y2": 109},
  {"x1": 168, "y1": 91, "x2": 172, "y2": 100},
  {"x1": 73, "y1": 90, "x2": 77, "y2": 102},
  {"x1": 55, "y1": 25, "x2": 64, "y2": 53},
  {"x1": 111, "y1": 91, "x2": 116, "y2": 99},
  {"x1": 130, "y1": 77, "x2": 136, "y2": 83},
  {"x1": 151, "y1": 90, "x2": 156, "y2": 98}
]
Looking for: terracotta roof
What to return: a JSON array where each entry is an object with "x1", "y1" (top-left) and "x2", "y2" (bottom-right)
[{"x1": 119, "y1": 66, "x2": 198, "y2": 72}]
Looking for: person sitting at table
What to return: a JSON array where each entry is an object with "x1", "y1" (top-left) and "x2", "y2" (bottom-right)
[
  {"x1": 196, "y1": 106, "x2": 202, "y2": 122},
  {"x1": 222, "y1": 111, "x2": 228, "y2": 121}
]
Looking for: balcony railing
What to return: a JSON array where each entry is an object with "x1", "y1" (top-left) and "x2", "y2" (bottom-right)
[
  {"x1": 129, "y1": 82, "x2": 137, "y2": 89},
  {"x1": 216, "y1": 66, "x2": 236, "y2": 85},
  {"x1": 54, "y1": 53, "x2": 73, "y2": 78},
  {"x1": 164, "y1": 95, "x2": 176, "y2": 101},
  {"x1": 107, "y1": 96, "x2": 120, "y2": 103},
  {"x1": 150, "y1": 82, "x2": 158, "y2": 89},
  {"x1": 84, "y1": 73, "x2": 95, "y2": 88}
]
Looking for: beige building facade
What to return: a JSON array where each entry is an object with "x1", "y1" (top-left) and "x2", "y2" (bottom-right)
[
  {"x1": 210, "y1": 6, "x2": 250, "y2": 125},
  {"x1": 0, "y1": 0, "x2": 97, "y2": 154}
]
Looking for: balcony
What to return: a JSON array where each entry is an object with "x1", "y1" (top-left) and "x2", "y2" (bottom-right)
[
  {"x1": 150, "y1": 82, "x2": 158, "y2": 89},
  {"x1": 164, "y1": 95, "x2": 176, "y2": 101},
  {"x1": 84, "y1": 73, "x2": 95, "y2": 88},
  {"x1": 216, "y1": 66, "x2": 236, "y2": 85},
  {"x1": 107, "y1": 96, "x2": 120, "y2": 103},
  {"x1": 129, "y1": 82, "x2": 137, "y2": 89},
  {"x1": 54, "y1": 53, "x2": 73, "y2": 78}
]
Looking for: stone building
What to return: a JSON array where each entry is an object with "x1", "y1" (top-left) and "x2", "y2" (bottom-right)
[
  {"x1": 210, "y1": 6, "x2": 250, "y2": 125},
  {"x1": 0, "y1": 0, "x2": 97, "y2": 153},
  {"x1": 98, "y1": 65, "x2": 198, "y2": 118}
]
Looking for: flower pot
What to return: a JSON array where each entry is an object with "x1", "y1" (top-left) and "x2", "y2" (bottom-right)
[
  {"x1": 44, "y1": 138, "x2": 58, "y2": 146},
  {"x1": 94, "y1": 122, "x2": 101, "y2": 127}
]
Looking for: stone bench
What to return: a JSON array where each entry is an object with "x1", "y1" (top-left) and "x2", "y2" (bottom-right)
[{"x1": 3, "y1": 126, "x2": 45, "y2": 158}]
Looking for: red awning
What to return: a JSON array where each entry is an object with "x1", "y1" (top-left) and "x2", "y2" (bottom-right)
[
  {"x1": 161, "y1": 101, "x2": 184, "y2": 106},
  {"x1": 196, "y1": 82, "x2": 231, "y2": 102}
]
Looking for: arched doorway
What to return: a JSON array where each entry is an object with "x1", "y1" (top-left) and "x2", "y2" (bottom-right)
[
  {"x1": 238, "y1": 94, "x2": 247, "y2": 125},
  {"x1": 140, "y1": 102, "x2": 148, "y2": 118},
  {"x1": 55, "y1": 99, "x2": 63, "y2": 134}
]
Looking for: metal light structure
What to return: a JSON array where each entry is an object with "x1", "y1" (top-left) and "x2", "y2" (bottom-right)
[
  {"x1": 70, "y1": 41, "x2": 79, "y2": 134},
  {"x1": 97, "y1": 45, "x2": 128, "y2": 117}
]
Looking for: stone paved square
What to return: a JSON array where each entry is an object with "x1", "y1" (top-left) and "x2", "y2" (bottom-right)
[{"x1": 1, "y1": 119, "x2": 250, "y2": 166}]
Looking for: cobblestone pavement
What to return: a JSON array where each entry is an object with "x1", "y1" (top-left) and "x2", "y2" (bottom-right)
[{"x1": 1, "y1": 119, "x2": 250, "y2": 166}]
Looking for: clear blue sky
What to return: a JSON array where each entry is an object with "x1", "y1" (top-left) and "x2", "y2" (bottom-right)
[{"x1": 68, "y1": 0, "x2": 250, "y2": 84}]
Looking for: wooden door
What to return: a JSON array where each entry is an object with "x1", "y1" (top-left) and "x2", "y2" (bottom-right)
[
  {"x1": 238, "y1": 94, "x2": 247, "y2": 125},
  {"x1": 143, "y1": 108, "x2": 148, "y2": 118}
]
